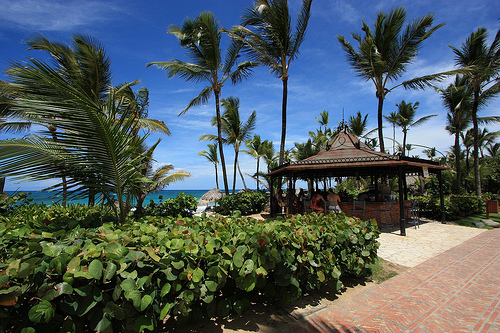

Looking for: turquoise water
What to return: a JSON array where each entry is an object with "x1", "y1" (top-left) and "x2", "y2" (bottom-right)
[{"x1": 5, "y1": 190, "x2": 211, "y2": 206}]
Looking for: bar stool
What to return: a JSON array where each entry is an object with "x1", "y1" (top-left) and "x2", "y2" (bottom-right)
[{"x1": 352, "y1": 200, "x2": 366, "y2": 220}]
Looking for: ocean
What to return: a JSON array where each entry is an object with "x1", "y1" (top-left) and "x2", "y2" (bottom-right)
[{"x1": 5, "y1": 190, "x2": 212, "y2": 206}]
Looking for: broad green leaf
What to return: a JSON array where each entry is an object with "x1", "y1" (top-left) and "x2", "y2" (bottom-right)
[
  {"x1": 120, "y1": 279, "x2": 136, "y2": 292},
  {"x1": 55, "y1": 282, "x2": 73, "y2": 295},
  {"x1": 160, "y1": 283, "x2": 171, "y2": 297},
  {"x1": 6, "y1": 259, "x2": 20, "y2": 277},
  {"x1": 171, "y1": 261, "x2": 185, "y2": 270},
  {"x1": 28, "y1": 300, "x2": 55, "y2": 323},
  {"x1": 160, "y1": 302, "x2": 172, "y2": 319},
  {"x1": 66, "y1": 256, "x2": 80, "y2": 274},
  {"x1": 42, "y1": 244, "x2": 62, "y2": 257},
  {"x1": 241, "y1": 274, "x2": 256, "y2": 292},
  {"x1": 317, "y1": 271, "x2": 326, "y2": 282},
  {"x1": 88, "y1": 259, "x2": 103, "y2": 280},
  {"x1": 103, "y1": 262, "x2": 117, "y2": 281},
  {"x1": 205, "y1": 280, "x2": 218, "y2": 292},
  {"x1": 239, "y1": 259, "x2": 254, "y2": 276},
  {"x1": 145, "y1": 247, "x2": 160, "y2": 261},
  {"x1": 140, "y1": 294, "x2": 153, "y2": 311},
  {"x1": 21, "y1": 328, "x2": 36, "y2": 333},
  {"x1": 192, "y1": 267, "x2": 204, "y2": 283}
]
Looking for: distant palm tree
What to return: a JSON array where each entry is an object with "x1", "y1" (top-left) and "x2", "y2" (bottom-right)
[
  {"x1": 133, "y1": 142, "x2": 191, "y2": 213},
  {"x1": 292, "y1": 139, "x2": 318, "y2": 161},
  {"x1": 393, "y1": 100, "x2": 437, "y2": 156},
  {"x1": 315, "y1": 110, "x2": 330, "y2": 133},
  {"x1": 227, "y1": 0, "x2": 313, "y2": 165},
  {"x1": 198, "y1": 143, "x2": 219, "y2": 189},
  {"x1": 477, "y1": 128, "x2": 500, "y2": 159},
  {"x1": 201, "y1": 97, "x2": 256, "y2": 194},
  {"x1": 337, "y1": 6, "x2": 448, "y2": 153},
  {"x1": 147, "y1": 12, "x2": 258, "y2": 195},
  {"x1": 243, "y1": 134, "x2": 269, "y2": 191},
  {"x1": 383, "y1": 111, "x2": 400, "y2": 154},
  {"x1": 348, "y1": 111, "x2": 369, "y2": 137},
  {"x1": 450, "y1": 27, "x2": 500, "y2": 195},
  {"x1": 486, "y1": 142, "x2": 500, "y2": 157},
  {"x1": 437, "y1": 75, "x2": 472, "y2": 193}
]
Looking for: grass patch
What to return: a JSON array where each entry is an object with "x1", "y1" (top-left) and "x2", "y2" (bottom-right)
[
  {"x1": 452, "y1": 212, "x2": 500, "y2": 228},
  {"x1": 369, "y1": 257, "x2": 408, "y2": 284}
]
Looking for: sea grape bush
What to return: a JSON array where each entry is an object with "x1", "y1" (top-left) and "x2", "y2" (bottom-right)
[
  {"x1": 214, "y1": 191, "x2": 267, "y2": 215},
  {"x1": 141, "y1": 192, "x2": 198, "y2": 218},
  {"x1": 0, "y1": 211, "x2": 379, "y2": 332}
]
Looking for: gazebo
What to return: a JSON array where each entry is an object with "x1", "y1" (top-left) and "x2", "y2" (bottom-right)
[{"x1": 267, "y1": 130, "x2": 447, "y2": 236}]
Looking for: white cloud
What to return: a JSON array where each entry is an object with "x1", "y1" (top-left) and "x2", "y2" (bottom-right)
[{"x1": 0, "y1": 0, "x2": 123, "y2": 32}]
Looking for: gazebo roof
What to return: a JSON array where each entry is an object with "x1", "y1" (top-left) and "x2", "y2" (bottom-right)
[{"x1": 268, "y1": 131, "x2": 446, "y2": 179}]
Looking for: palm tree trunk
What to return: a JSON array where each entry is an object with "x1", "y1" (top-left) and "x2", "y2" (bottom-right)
[
  {"x1": 0, "y1": 177, "x2": 5, "y2": 194},
  {"x1": 472, "y1": 90, "x2": 481, "y2": 196},
  {"x1": 238, "y1": 162, "x2": 248, "y2": 190},
  {"x1": 279, "y1": 78, "x2": 288, "y2": 165},
  {"x1": 214, "y1": 164, "x2": 219, "y2": 189},
  {"x1": 377, "y1": 96, "x2": 385, "y2": 153},
  {"x1": 215, "y1": 91, "x2": 230, "y2": 195},
  {"x1": 402, "y1": 129, "x2": 407, "y2": 156},
  {"x1": 454, "y1": 131, "x2": 461, "y2": 194},
  {"x1": 256, "y1": 158, "x2": 260, "y2": 191},
  {"x1": 233, "y1": 150, "x2": 238, "y2": 194}
]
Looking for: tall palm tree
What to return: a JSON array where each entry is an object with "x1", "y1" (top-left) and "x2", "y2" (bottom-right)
[
  {"x1": 147, "y1": 12, "x2": 258, "y2": 195},
  {"x1": 348, "y1": 111, "x2": 369, "y2": 137},
  {"x1": 393, "y1": 100, "x2": 437, "y2": 156},
  {"x1": 315, "y1": 110, "x2": 330, "y2": 134},
  {"x1": 292, "y1": 139, "x2": 318, "y2": 161},
  {"x1": 243, "y1": 134, "x2": 269, "y2": 191},
  {"x1": 450, "y1": 27, "x2": 500, "y2": 196},
  {"x1": 437, "y1": 75, "x2": 472, "y2": 193},
  {"x1": 201, "y1": 97, "x2": 257, "y2": 194},
  {"x1": 227, "y1": 0, "x2": 313, "y2": 165},
  {"x1": 337, "y1": 6, "x2": 448, "y2": 153},
  {"x1": 198, "y1": 143, "x2": 219, "y2": 189}
]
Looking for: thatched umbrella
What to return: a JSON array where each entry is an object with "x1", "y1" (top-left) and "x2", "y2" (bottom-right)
[{"x1": 199, "y1": 188, "x2": 224, "y2": 205}]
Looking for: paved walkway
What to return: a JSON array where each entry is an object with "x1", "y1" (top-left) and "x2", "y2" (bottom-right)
[
  {"x1": 377, "y1": 220, "x2": 486, "y2": 267},
  {"x1": 284, "y1": 227, "x2": 500, "y2": 332}
]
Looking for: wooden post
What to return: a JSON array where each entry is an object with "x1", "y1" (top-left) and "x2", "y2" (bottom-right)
[
  {"x1": 270, "y1": 176, "x2": 275, "y2": 217},
  {"x1": 398, "y1": 167, "x2": 406, "y2": 236}
]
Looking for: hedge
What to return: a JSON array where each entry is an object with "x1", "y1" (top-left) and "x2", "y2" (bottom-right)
[
  {"x1": 0, "y1": 209, "x2": 379, "y2": 332},
  {"x1": 416, "y1": 195, "x2": 485, "y2": 220}
]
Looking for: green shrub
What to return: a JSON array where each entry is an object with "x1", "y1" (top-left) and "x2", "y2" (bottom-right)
[
  {"x1": 214, "y1": 191, "x2": 266, "y2": 215},
  {"x1": 142, "y1": 192, "x2": 197, "y2": 218},
  {"x1": 417, "y1": 194, "x2": 484, "y2": 220},
  {"x1": 0, "y1": 211, "x2": 379, "y2": 332}
]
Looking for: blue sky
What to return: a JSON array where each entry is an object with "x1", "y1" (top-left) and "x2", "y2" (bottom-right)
[{"x1": 1, "y1": 0, "x2": 499, "y2": 192}]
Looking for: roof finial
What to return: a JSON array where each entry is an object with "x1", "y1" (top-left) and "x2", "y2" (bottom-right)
[{"x1": 337, "y1": 108, "x2": 348, "y2": 133}]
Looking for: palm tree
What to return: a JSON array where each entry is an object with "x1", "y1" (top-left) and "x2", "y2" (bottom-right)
[
  {"x1": 201, "y1": 97, "x2": 256, "y2": 194},
  {"x1": 315, "y1": 110, "x2": 330, "y2": 133},
  {"x1": 437, "y1": 75, "x2": 472, "y2": 193},
  {"x1": 486, "y1": 142, "x2": 500, "y2": 157},
  {"x1": 147, "y1": 12, "x2": 258, "y2": 195},
  {"x1": 198, "y1": 143, "x2": 219, "y2": 189},
  {"x1": 450, "y1": 27, "x2": 500, "y2": 196},
  {"x1": 337, "y1": 6, "x2": 448, "y2": 153},
  {"x1": 243, "y1": 134, "x2": 269, "y2": 191},
  {"x1": 291, "y1": 139, "x2": 318, "y2": 161},
  {"x1": 0, "y1": 34, "x2": 163, "y2": 223},
  {"x1": 133, "y1": 142, "x2": 191, "y2": 213},
  {"x1": 227, "y1": 0, "x2": 313, "y2": 165},
  {"x1": 393, "y1": 100, "x2": 437, "y2": 156},
  {"x1": 383, "y1": 111, "x2": 400, "y2": 154},
  {"x1": 348, "y1": 111, "x2": 369, "y2": 137}
]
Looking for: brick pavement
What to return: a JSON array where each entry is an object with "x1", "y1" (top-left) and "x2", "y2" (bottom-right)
[{"x1": 284, "y1": 228, "x2": 500, "y2": 332}]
